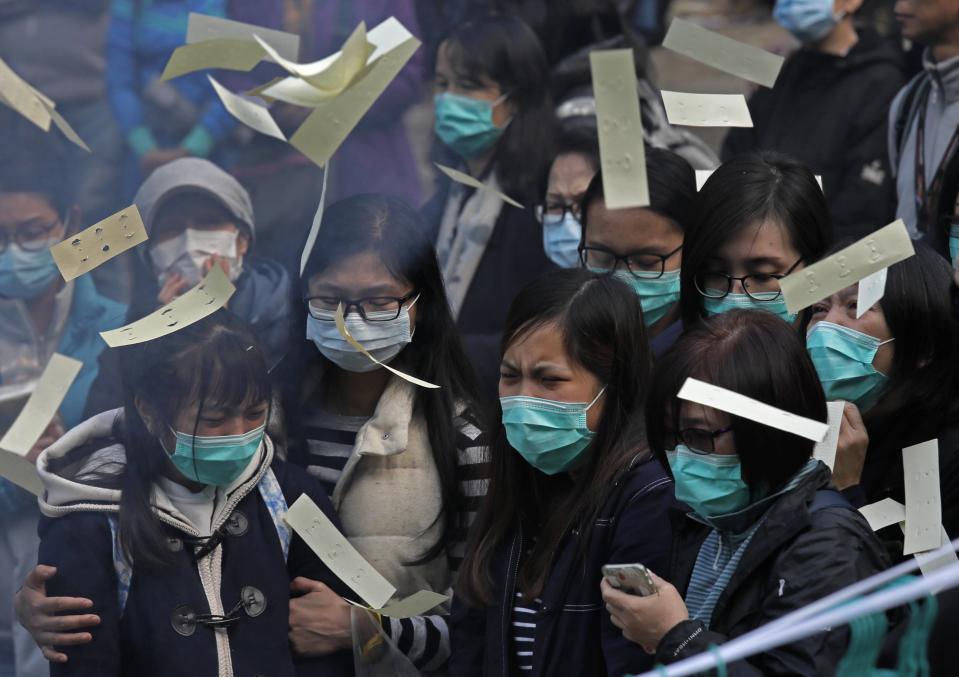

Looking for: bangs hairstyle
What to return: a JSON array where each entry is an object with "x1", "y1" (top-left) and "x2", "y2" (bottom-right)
[
  {"x1": 458, "y1": 268, "x2": 652, "y2": 606},
  {"x1": 441, "y1": 14, "x2": 555, "y2": 204},
  {"x1": 580, "y1": 146, "x2": 696, "y2": 238},
  {"x1": 0, "y1": 129, "x2": 73, "y2": 216},
  {"x1": 114, "y1": 310, "x2": 272, "y2": 570},
  {"x1": 298, "y1": 193, "x2": 485, "y2": 564},
  {"x1": 646, "y1": 309, "x2": 827, "y2": 490},
  {"x1": 679, "y1": 151, "x2": 832, "y2": 326},
  {"x1": 553, "y1": 124, "x2": 600, "y2": 174}
]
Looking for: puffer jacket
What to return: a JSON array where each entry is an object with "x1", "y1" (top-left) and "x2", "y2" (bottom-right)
[{"x1": 656, "y1": 462, "x2": 890, "y2": 675}]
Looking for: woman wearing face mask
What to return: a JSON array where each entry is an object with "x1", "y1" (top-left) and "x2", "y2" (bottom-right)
[
  {"x1": 538, "y1": 125, "x2": 599, "y2": 269},
  {"x1": 271, "y1": 194, "x2": 487, "y2": 670},
  {"x1": 450, "y1": 269, "x2": 678, "y2": 677},
  {"x1": 722, "y1": 0, "x2": 904, "y2": 240},
  {"x1": 804, "y1": 244, "x2": 959, "y2": 541},
  {"x1": 579, "y1": 146, "x2": 695, "y2": 355},
  {"x1": 31, "y1": 311, "x2": 353, "y2": 676},
  {"x1": 680, "y1": 152, "x2": 832, "y2": 328},
  {"x1": 82, "y1": 158, "x2": 292, "y2": 418},
  {"x1": 424, "y1": 14, "x2": 556, "y2": 391},
  {"x1": 602, "y1": 309, "x2": 888, "y2": 675}
]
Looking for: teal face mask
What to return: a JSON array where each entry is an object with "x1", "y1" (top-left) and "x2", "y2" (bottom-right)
[
  {"x1": 169, "y1": 424, "x2": 265, "y2": 487},
  {"x1": 543, "y1": 212, "x2": 582, "y2": 268},
  {"x1": 665, "y1": 445, "x2": 751, "y2": 519},
  {"x1": 703, "y1": 292, "x2": 796, "y2": 324},
  {"x1": 613, "y1": 269, "x2": 681, "y2": 327},
  {"x1": 949, "y1": 223, "x2": 959, "y2": 270},
  {"x1": 500, "y1": 388, "x2": 605, "y2": 475},
  {"x1": 806, "y1": 321, "x2": 892, "y2": 411},
  {"x1": 434, "y1": 92, "x2": 506, "y2": 159}
]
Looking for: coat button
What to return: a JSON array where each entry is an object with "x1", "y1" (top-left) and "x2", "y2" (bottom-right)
[
  {"x1": 171, "y1": 605, "x2": 197, "y2": 636},
  {"x1": 241, "y1": 586, "x2": 267, "y2": 618},
  {"x1": 167, "y1": 537, "x2": 183, "y2": 552},
  {"x1": 225, "y1": 511, "x2": 249, "y2": 537}
]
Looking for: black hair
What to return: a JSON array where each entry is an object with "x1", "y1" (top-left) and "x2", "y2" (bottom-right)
[
  {"x1": 580, "y1": 146, "x2": 696, "y2": 237},
  {"x1": 298, "y1": 193, "x2": 485, "y2": 564},
  {"x1": 0, "y1": 131, "x2": 73, "y2": 216},
  {"x1": 94, "y1": 311, "x2": 272, "y2": 570},
  {"x1": 458, "y1": 268, "x2": 652, "y2": 605},
  {"x1": 553, "y1": 124, "x2": 600, "y2": 175},
  {"x1": 679, "y1": 151, "x2": 832, "y2": 326},
  {"x1": 646, "y1": 309, "x2": 827, "y2": 490},
  {"x1": 440, "y1": 14, "x2": 555, "y2": 204}
]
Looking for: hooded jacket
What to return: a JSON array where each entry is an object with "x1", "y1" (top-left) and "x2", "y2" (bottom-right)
[
  {"x1": 723, "y1": 29, "x2": 905, "y2": 240},
  {"x1": 655, "y1": 462, "x2": 890, "y2": 675},
  {"x1": 36, "y1": 411, "x2": 352, "y2": 677}
]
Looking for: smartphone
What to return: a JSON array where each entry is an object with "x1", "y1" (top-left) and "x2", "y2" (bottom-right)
[{"x1": 602, "y1": 563, "x2": 658, "y2": 597}]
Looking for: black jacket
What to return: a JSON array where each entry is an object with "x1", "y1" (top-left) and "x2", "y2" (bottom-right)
[
  {"x1": 449, "y1": 455, "x2": 679, "y2": 677},
  {"x1": 656, "y1": 463, "x2": 890, "y2": 675},
  {"x1": 722, "y1": 30, "x2": 905, "y2": 241}
]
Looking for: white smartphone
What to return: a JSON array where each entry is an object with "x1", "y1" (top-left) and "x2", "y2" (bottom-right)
[{"x1": 602, "y1": 563, "x2": 658, "y2": 597}]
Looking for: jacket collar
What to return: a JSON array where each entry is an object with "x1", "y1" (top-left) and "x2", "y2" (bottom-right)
[
  {"x1": 353, "y1": 376, "x2": 416, "y2": 457},
  {"x1": 922, "y1": 49, "x2": 959, "y2": 104}
]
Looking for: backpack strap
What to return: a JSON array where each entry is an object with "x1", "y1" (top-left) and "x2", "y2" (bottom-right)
[
  {"x1": 809, "y1": 488, "x2": 854, "y2": 514},
  {"x1": 257, "y1": 466, "x2": 291, "y2": 562}
]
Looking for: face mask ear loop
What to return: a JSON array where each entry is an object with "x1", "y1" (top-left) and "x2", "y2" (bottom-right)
[
  {"x1": 878, "y1": 337, "x2": 895, "y2": 347},
  {"x1": 586, "y1": 386, "x2": 607, "y2": 411}
]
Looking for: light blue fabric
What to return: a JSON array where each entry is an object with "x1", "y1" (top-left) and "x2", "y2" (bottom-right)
[
  {"x1": 806, "y1": 321, "x2": 890, "y2": 411},
  {"x1": 949, "y1": 223, "x2": 959, "y2": 269},
  {"x1": 666, "y1": 446, "x2": 751, "y2": 519},
  {"x1": 542, "y1": 212, "x2": 582, "y2": 268},
  {"x1": 169, "y1": 425, "x2": 265, "y2": 487},
  {"x1": 773, "y1": 0, "x2": 838, "y2": 43},
  {"x1": 433, "y1": 92, "x2": 504, "y2": 159},
  {"x1": 613, "y1": 269, "x2": 681, "y2": 327},
  {"x1": 703, "y1": 292, "x2": 796, "y2": 324},
  {"x1": 0, "y1": 245, "x2": 60, "y2": 300}
]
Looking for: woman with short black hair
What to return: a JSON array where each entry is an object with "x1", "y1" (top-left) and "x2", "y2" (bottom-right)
[{"x1": 603, "y1": 309, "x2": 888, "y2": 675}]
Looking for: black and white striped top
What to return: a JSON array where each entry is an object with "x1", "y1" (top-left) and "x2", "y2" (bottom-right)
[
  {"x1": 511, "y1": 591, "x2": 541, "y2": 672},
  {"x1": 299, "y1": 407, "x2": 490, "y2": 671}
]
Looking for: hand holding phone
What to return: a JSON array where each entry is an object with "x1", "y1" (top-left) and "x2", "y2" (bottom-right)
[{"x1": 602, "y1": 563, "x2": 658, "y2": 597}]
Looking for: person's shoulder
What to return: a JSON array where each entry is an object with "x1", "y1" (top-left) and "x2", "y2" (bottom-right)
[
  {"x1": 73, "y1": 276, "x2": 128, "y2": 331},
  {"x1": 618, "y1": 454, "x2": 673, "y2": 505}
]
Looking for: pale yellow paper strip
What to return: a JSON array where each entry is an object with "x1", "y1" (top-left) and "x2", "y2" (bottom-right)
[
  {"x1": 286, "y1": 494, "x2": 396, "y2": 608},
  {"x1": 299, "y1": 161, "x2": 329, "y2": 275},
  {"x1": 859, "y1": 498, "x2": 906, "y2": 532},
  {"x1": 0, "y1": 58, "x2": 52, "y2": 131},
  {"x1": 334, "y1": 305, "x2": 440, "y2": 389},
  {"x1": 661, "y1": 91, "x2": 753, "y2": 128},
  {"x1": 254, "y1": 22, "x2": 372, "y2": 92},
  {"x1": 663, "y1": 18, "x2": 783, "y2": 88},
  {"x1": 0, "y1": 452, "x2": 42, "y2": 496},
  {"x1": 812, "y1": 400, "x2": 844, "y2": 470},
  {"x1": 50, "y1": 205, "x2": 148, "y2": 282},
  {"x1": 855, "y1": 268, "x2": 887, "y2": 319},
  {"x1": 903, "y1": 439, "x2": 941, "y2": 555},
  {"x1": 913, "y1": 526, "x2": 959, "y2": 578},
  {"x1": 289, "y1": 36, "x2": 420, "y2": 168},
  {"x1": 590, "y1": 49, "x2": 649, "y2": 209},
  {"x1": 780, "y1": 219, "x2": 914, "y2": 314},
  {"x1": 47, "y1": 107, "x2": 91, "y2": 153},
  {"x1": 697, "y1": 169, "x2": 821, "y2": 192},
  {"x1": 161, "y1": 39, "x2": 267, "y2": 81},
  {"x1": 0, "y1": 354, "x2": 82, "y2": 456},
  {"x1": 677, "y1": 377, "x2": 828, "y2": 443},
  {"x1": 186, "y1": 12, "x2": 300, "y2": 62},
  {"x1": 100, "y1": 266, "x2": 235, "y2": 347},
  {"x1": 346, "y1": 590, "x2": 449, "y2": 619},
  {"x1": 208, "y1": 76, "x2": 285, "y2": 140},
  {"x1": 262, "y1": 17, "x2": 413, "y2": 107},
  {"x1": 434, "y1": 163, "x2": 523, "y2": 209}
]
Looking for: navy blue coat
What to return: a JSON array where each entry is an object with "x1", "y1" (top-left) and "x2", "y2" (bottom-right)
[
  {"x1": 39, "y1": 457, "x2": 353, "y2": 677},
  {"x1": 449, "y1": 455, "x2": 679, "y2": 677}
]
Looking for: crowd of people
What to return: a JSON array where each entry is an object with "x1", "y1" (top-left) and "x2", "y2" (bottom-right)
[{"x1": 2, "y1": 0, "x2": 959, "y2": 675}]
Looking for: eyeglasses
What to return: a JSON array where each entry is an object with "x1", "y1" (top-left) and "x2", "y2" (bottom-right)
[
  {"x1": 677, "y1": 426, "x2": 734, "y2": 454},
  {"x1": 534, "y1": 201, "x2": 582, "y2": 224},
  {"x1": 306, "y1": 292, "x2": 418, "y2": 322},
  {"x1": 580, "y1": 244, "x2": 683, "y2": 280},
  {"x1": 0, "y1": 218, "x2": 62, "y2": 254},
  {"x1": 694, "y1": 258, "x2": 802, "y2": 302}
]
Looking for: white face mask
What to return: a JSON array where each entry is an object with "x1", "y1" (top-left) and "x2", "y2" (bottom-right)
[{"x1": 150, "y1": 228, "x2": 244, "y2": 287}]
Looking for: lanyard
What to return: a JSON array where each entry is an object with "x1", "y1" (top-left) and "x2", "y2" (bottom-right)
[{"x1": 914, "y1": 84, "x2": 959, "y2": 230}]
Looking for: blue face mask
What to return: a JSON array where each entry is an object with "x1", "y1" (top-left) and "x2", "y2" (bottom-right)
[
  {"x1": 306, "y1": 297, "x2": 417, "y2": 373},
  {"x1": 542, "y1": 212, "x2": 582, "y2": 268},
  {"x1": 703, "y1": 292, "x2": 797, "y2": 324},
  {"x1": 806, "y1": 321, "x2": 892, "y2": 412},
  {"x1": 434, "y1": 92, "x2": 506, "y2": 159},
  {"x1": 949, "y1": 223, "x2": 959, "y2": 270},
  {"x1": 168, "y1": 424, "x2": 265, "y2": 487},
  {"x1": 666, "y1": 445, "x2": 751, "y2": 519},
  {"x1": 774, "y1": 0, "x2": 841, "y2": 43},
  {"x1": 500, "y1": 388, "x2": 605, "y2": 475},
  {"x1": 612, "y1": 269, "x2": 681, "y2": 327},
  {"x1": 0, "y1": 243, "x2": 60, "y2": 299}
]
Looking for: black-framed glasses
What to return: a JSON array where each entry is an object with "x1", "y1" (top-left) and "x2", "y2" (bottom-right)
[
  {"x1": 678, "y1": 426, "x2": 734, "y2": 454},
  {"x1": 306, "y1": 292, "x2": 418, "y2": 322},
  {"x1": 534, "y1": 201, "x2": 582, "y2": 224},
  {"x1": 0, "y1": 218, "x2": 62, "y2": 254},
  {"x1": 580, "y1": 244, "x2": 683, "y2": 280},
  {"x1": 694, "y1": 258, "x2": 802, "y2": 302}
]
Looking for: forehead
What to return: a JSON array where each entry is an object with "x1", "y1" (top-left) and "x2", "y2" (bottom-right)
[
  {"x1": 0, "y1": 191, "x2": 58, "y2": 219},
  {"x1": 307, "y1": 250, "x2": 408, "y2": 293},
  {"x1": 504, "y1": 321, "x2": 570, "y2": 365},
  {"x1": 586, "y1": 204, "x2": 681, "y2": 246},
  {"x1": 548, "y1": 153, "x2": 595, "y2": 192},
  {"x1": 714, "y1": 219, "x2": 798, "y2": 262},
  {"x1": 678, "y1": 401, "x2": 730, "y2": 426}
]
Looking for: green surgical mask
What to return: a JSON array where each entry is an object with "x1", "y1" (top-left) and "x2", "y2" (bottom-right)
[
  {"x1": 612, "y1": 269, "x2": 681, "y2": 327},
  {"x1": 665, "y1": 445, "x2": 751, "y2": 519},
  {"x1": 168, "y1": 424, "x2": 265, "y2": 487},
  {"x1": 703, "y1": 292, "x2": 796, "y2": 324},
  {"x1": 500, "y1": 388, "x2": 605, "y2": 475}
]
